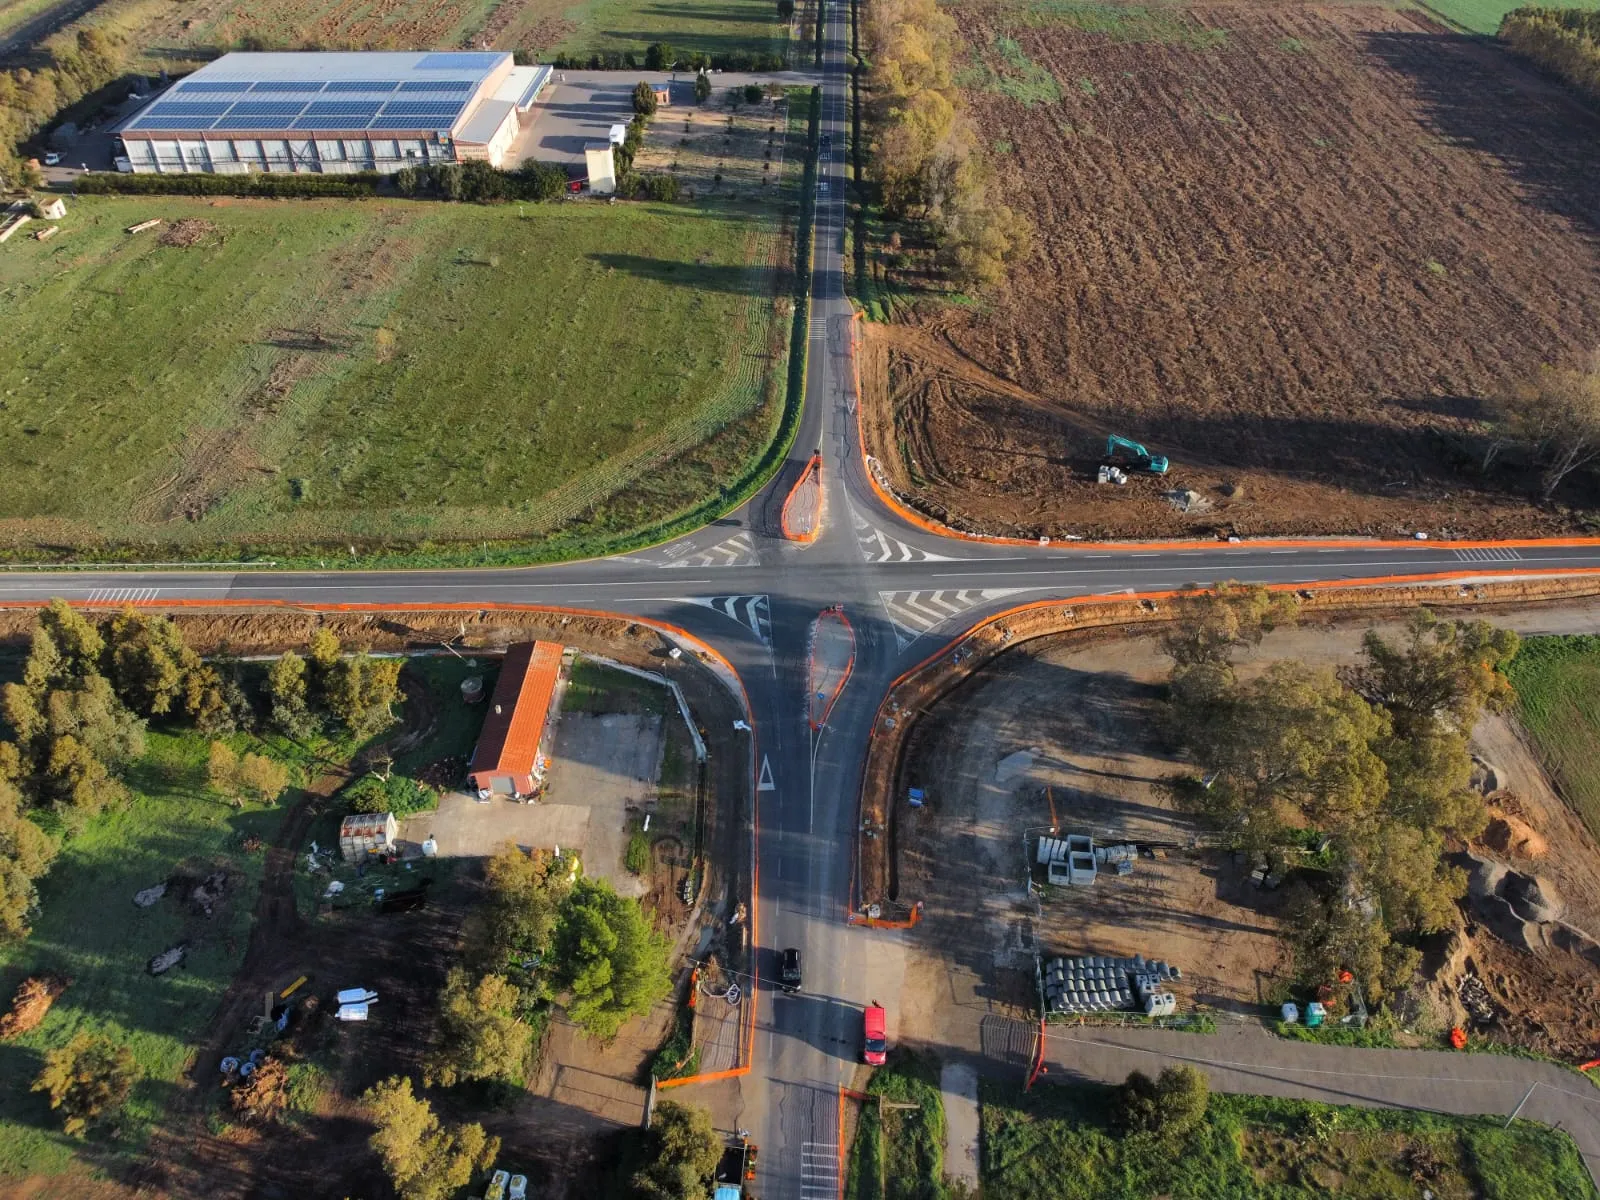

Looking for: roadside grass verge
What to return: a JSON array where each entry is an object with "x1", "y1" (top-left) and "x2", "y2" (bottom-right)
[
  {"x1": 1505, "y1": 634, "x2": 1600, "y2": 842},
  {"x1": 845, "y1": 1049, "x2": 945, "y2": 1200},
  {"x1": 0, "y1": 731, "x2": 289, "y2": 1179},
  {"x1": 980, "y1": 1078, "x2": 1598, "y2": 1200},
  {"x1": 0, "y1": 194, "x2": 790, "y2": 565}
]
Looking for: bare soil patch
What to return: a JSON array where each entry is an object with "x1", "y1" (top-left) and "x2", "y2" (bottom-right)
[
  {"x1": 864, "y1": 5, "x2": 1600, "y2": 539},
  {"x1": 634, "y1": 93, "x2": 791, "y2": 202},
  {"x1": 894, "y1": 602, "x2": 1600, "y2": 1059}
]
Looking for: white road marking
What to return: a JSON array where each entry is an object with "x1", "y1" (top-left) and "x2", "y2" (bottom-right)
[
  {"x1": 86, "y1": 587, "x2": 159, "y2": 603},
  {"x1": 759, "y1": 755, "x2": 776, "y2": 792},
  {"x1": 1454, "y1": 547, "x2": 1524, "y2": 563},
  {"x1": 682, "y1": 594, "x2": 772, "y2": 645},
  {"x1": 857, "y1": 526, "x2": 955, "y2": 564},
  {"x1": 877, "y1": 588, "x2": 1024, "y2": 648},
  {"x1": 663, "y1": 530, "x2": 759, "y2": 569}
]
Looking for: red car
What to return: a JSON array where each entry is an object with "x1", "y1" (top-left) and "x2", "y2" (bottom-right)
[{"x1": 863, "y1": 1004, "x2": 887, "y2": 1067}]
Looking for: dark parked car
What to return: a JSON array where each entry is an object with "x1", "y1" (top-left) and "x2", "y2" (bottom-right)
[{"x1": 780, "y1": 947, "x2": 802, "y2": 994}]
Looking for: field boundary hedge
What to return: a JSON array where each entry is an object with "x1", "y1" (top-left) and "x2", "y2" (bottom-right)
[{"x1": 1500, "y1": 7, "x2": 1600, "y2": 103}]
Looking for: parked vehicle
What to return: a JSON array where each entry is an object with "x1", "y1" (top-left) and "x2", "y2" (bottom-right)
[
  {"x1": 863, "y1": 1004, "x2": 887, "y2": 1066},
  {"x1": 780, "y1": 947, "x2": 802, "y2": 994},
  {"x1": 509, "y1": 1175, "x2": 527, "y2": 1200},
  {"x1": 43, "y1": 153, "x2": 60, "y2": 166},
  {"x1": 485, "y1": 1169, "x2": 509, "y2": 1200}
]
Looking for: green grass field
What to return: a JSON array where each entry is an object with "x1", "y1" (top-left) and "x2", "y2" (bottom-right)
[
  {"x1": 1506, "y1": 634, "x2": 1600, "y2": 842},
  {"x1": 981, "y1": 1080, "x2": 1599, "y2": 1200},
  {"x1": 0, "y1": 195, "x2": 787, "y2": 561},
  {"x1": 845, "y1": 1051, "x2": 945, "y2": 1200},
  {"x1": 1420, "y1": 0, "x2": 1600, "y2": 34},
  {"x1": 0, "y1": 732, "x2": 286, "y2": 1179}
]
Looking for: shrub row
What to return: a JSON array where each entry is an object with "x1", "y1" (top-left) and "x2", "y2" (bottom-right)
[
  {"x1": 75, "y1": 170, "x2": 380, "y2": 197},
  {"x1": 1500, "y1": 7, "x2": 1600, "y2": 102},
  {"x1": 549, "y1": 49, "x2": 788, "y2": 72}
]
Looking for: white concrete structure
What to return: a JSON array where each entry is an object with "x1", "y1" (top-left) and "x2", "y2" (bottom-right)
[
  {"x1": 116, "y1": 51, "x2": 553, "y2": 175},
  {"x1": 585, "y1": 141, "x2": 616, "y2": 194}
]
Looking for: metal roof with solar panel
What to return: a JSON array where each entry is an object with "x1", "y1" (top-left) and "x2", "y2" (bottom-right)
[{"x1": 117, "y1": 50, "x2": 514, "y2": 141}]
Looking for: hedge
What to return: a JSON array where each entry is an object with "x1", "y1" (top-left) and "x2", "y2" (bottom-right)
[
  {"x1": 75, "y1": 170, "x2": 380, "y2": 197},
  {"x1": 1500, "y1": 7, "x2": 1600, "y2": 102}
]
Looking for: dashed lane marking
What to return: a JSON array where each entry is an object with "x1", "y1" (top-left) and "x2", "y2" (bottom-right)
[
  {"x1": 877, "y1": 588, "x2": 1025, "y2": 649},
  {"x1": 663, "y1": 530, "x2": 759, "y2": 568},
  {"x1": 682, "y1": 594, "x2": 772, "y2": 645}
]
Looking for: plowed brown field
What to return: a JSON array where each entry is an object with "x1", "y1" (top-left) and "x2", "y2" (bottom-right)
[{"x1": 864, "y1": 4, "x2": 1600, "y2": 539}]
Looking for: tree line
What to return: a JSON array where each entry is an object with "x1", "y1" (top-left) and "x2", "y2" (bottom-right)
[
  {"x1": 359, "y1": 842, "x2": 675, "y2": 1199},
  {"x1": 863, "y1": 0, "x2": 1031, "y2": 287},
  {"x1": 547, "y1": 43, "x2": 789, "y2": 72},
  {"x1": 0, "y1": 602, "x2": 402, "y2": 945},
  {"x1": 1163, "y1": 585, "x2": 1520, "y2": 1007},
  {"x1": 1500, "y1": 7, "x2": 1600, "y2": 104},
  {"x1": 0, "y1": 26, "x2": 128, "y2": 187}
]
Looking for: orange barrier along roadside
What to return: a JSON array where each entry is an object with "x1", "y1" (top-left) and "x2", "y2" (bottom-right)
[
  {"x1": 13, "y1": 597, "x2": 767, "y2": 1092},
  {"x1": 808, "y1": 605, "x2": 857, "y2": 732},
  {"x1": 846, "y1": 315, "x2": 1600, "y2": 554},
  {"x1": 780, "y1": 453, "x2": 825, "y2": 543},
  {"x1": 849, "y1": 568, "x2": 1600, "y2": 915}
]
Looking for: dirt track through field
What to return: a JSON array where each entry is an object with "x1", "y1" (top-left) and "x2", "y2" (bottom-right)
[{"x1": 867, "y1": 4, "x2": 1600, "y2": 540}]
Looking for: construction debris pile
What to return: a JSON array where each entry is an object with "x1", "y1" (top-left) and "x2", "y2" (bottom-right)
[{"x1": 1041, "y1": 954, "x2": 1181, "y2": 1017}]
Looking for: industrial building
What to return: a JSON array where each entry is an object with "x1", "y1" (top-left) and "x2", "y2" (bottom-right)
[
  {"x1": 116, "y1": 50, "x2": 551, "y2": 175},
  {"x1": 467, "y1": 641, "x2": 566, "y2": 799}
]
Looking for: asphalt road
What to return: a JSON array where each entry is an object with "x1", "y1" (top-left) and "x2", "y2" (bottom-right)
[{"x1": 7, "y1": 2, "x2": 1600, "y2": 1194}]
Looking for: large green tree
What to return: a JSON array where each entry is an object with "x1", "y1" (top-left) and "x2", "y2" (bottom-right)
[
  {"x1": 1361, "y1": 611, "x2": 1519, "y2": 739},
  {"x1": 470, "y1": 844, "x2": 571, "y2": 971},
  {"x1": 265, "y1": 650, "x2": 316, "y2": 738},
  {"x1": 0, "y1": 778, "x2": 55, "y2": 941},
  {"x1": 32, "y1": 1033, "x2": 141, "y2": 1136},
  {"x1": 632, "y1": 1100, "x2": 724, "y2": 1200},
  {"x1": 424, "y1": 969, "x2": 532, "y2": 1088},
  {"x1": 1163, "y1": 582, "x2": 1299, "y2": 671},
  {"x1": 554, "y1": 878, "x2": 672, "y2": 1041},
  {"x1": 364, "y1": 1076, "x2": 499, "y2": 1200},
  {"x1": 1178, "y1": 661, "x2": 1389, "y2": 842},
  {"x1": 1111, "y1": 1065, "x2": 1210, "y2": 1140}
]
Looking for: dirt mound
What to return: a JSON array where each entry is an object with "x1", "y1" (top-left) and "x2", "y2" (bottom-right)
[
  {"x1": 0, "y1": 975, "x2": 68, "y2": 1040},
  {"x1": 158, "y1": 218, "x2": 219, "y2": 248},
  {"x1": 1479, "y1": 810, "x2": 1549, "y2": 859},
  {"x1": 1463, "y1": 852, "x2": 1565, "y2": 948}
]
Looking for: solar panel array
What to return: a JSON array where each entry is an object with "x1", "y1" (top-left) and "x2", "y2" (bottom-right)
[{"x1": 127, "y1": 72, "x2": 488, "y2": 133}]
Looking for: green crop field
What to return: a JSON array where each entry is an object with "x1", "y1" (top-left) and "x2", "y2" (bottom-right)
[
  {"x1": 1506, "y1": 634, "x2": 1600, "y2": 842},
  {"x1": 0, "y1": 194, "x2": 788, "y2": 563},
  {"x1": 980, "y1": 1080, "x2": 1598, "y2": 1200},
  {"x1": 0, "y1": 732, "x2": 285, "y2": 1180},
  {"x1": 1420, "y1": 0, "x2": 1600, "y2": 34}
]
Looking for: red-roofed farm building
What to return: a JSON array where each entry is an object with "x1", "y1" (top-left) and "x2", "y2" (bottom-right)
[{"x1": 467, "y1": 641, "x2": 566, "y2": 799}]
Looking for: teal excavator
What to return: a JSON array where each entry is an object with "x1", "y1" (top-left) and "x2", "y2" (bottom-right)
[{"x1": 1105, "y1": 435, "x2": 1169, "y2": 474}]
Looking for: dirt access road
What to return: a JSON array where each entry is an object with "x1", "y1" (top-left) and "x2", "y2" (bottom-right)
[{"x1": 864, "y1": 4, "x2": 1600, "y2": 540}]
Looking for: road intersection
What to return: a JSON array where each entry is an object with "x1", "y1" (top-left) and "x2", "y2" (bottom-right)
[{"x1": 7, "y1": 3, "x2": 1600, "y2": 1194}]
